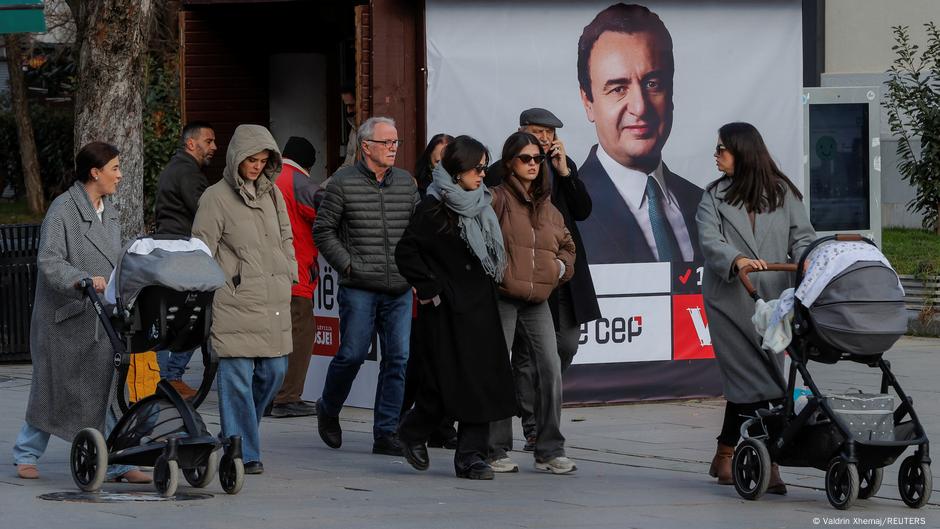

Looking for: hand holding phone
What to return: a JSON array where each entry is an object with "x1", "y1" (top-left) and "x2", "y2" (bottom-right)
[{"x1": 550, "y1": 137, "x2": 570, "y2": 176}]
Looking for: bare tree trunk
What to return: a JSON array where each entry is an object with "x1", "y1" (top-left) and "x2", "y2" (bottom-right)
[
  {"x1": 5, "y1": 34, "x2": 46, "y2": 215},
  {"x1": 69, "y1": 0, "x2": 155, "y2": 241}
]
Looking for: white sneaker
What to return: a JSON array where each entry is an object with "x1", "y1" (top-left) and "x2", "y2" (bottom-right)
[
  {"x1": 488, "y1": 457, "x2": 519, "y2": 473},
  {"x1": 535, "y1": 456, "x2": 577, "y2": 475}
]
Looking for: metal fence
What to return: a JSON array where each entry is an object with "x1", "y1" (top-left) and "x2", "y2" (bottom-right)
[{"x1": 0, "y1": 224, "x2": 41, "y2": 362}]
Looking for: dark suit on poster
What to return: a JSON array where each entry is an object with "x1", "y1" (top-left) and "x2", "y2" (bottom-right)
[{"x1": 577, "y1": 145, "x2": 704, "y2": 265}]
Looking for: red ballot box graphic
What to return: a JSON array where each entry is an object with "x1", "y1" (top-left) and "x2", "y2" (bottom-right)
[{"x1": 672, "y1": 294, "x2": 715, "y2": 360}]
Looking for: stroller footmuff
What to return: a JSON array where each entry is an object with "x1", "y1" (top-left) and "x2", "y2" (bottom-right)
[
  {"x1": 69, "y1": 237, "x2": 245, "y2": 497},
  {"x1": 732, "y1": 234, "x2": 930, "y2": 510}
]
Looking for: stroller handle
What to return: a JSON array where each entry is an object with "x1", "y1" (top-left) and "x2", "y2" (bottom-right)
[{"x1": 738, "y1": 263, "x2": 797, "y2": 301}]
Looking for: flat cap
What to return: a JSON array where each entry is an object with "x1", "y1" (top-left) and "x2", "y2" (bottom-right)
[{"x1": 519, "y1": 108, "x2": 563, "y2": 128}]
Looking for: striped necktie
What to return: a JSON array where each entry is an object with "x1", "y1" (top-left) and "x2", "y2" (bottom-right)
[{"x1": 646, "y1": 175, "x2": 679, "y2": 262}]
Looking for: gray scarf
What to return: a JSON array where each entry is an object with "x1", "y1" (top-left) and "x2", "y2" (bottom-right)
[{"x1": 427, "y1": 164, "x2": 507, "y2": 281}]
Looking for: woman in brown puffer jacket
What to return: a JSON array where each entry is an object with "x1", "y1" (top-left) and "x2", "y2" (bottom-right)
[{"x1": 487, "y1": 131, "x2": 577, "y2": 475}]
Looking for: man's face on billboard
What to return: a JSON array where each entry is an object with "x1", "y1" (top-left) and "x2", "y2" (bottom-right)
[{"x1": 580, "y1": 30, "x2": 673, "y2": 172}]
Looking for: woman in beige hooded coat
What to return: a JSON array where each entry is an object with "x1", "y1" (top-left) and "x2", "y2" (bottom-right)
[{"x1": 192, "y1": 124, "x2": 297, "y2": 474}]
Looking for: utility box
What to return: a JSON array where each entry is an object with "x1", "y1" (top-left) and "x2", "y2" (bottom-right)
[{"x1": 802, "y1": 86, "x2": 882, "y2": 247}]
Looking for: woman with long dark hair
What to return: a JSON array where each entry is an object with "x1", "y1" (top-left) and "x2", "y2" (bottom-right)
[
  {"x1": 487, "y1": 131, "x2": 576, "y2": 475},
  {"x1": 12, "y1": 142, "x2": 150, "y2": 483},
  {"x1": 395, "y1": 135, "x2": 516, "y2": 479},
  {"x1": 413, "y1": 133, "x2": 454, "y2": 194},
  {"x1": 696, "y1": 122, "x2": 816, "y2": 494}
]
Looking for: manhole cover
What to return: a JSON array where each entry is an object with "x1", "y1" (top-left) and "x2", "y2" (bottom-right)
[{"x1": 39, "y1": 491, "x2": 213, "y2": 503}]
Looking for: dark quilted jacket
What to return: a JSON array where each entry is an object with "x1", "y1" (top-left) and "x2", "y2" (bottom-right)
[{"x1": 313, "y1": 160, "x2": 418, "y2": 294}]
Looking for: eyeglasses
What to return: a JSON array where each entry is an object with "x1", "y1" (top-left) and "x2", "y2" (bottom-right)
[
  {"x1": 365, "y1": 139, "x2": 403, "y2": 148},
  {"x1": 473, "y1": 164, "x2": 487, "y2": 174},
  {"x1": 514, "y1": 154, "x2": 546, "y2": 165},
  {"x1": 715, "y1": 144, "x2": 727, "y2": 156}
]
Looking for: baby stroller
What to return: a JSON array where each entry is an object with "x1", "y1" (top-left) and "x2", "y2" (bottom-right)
[
  {"x1": 69, "y1": 237, "x2": 246, "y2": 497},
  {"x1": 732, "y1": 234, "x2": 930, "y2": 510}
]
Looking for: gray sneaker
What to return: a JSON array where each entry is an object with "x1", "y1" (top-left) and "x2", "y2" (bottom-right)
[
  {"x1": 535, "y1": 456, "x2": 577, "y2": 475},
  {"x1": 488, "y1": 456, "x2": 519, "y2": 473}
]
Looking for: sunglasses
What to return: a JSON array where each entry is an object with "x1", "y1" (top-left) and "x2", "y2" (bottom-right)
[
  {"x1": 715, "y1": 144, "x2": 728, "y2": 155},
  {"x1": 473, "y1": 164, "x2": 487, "y2": 174},
  {"x1": 514, "y1": 154, "x2": 546, "y2": 165}
]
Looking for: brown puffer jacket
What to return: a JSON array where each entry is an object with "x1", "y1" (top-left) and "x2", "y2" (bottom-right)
[{"x1": 492, "y1": 173, "x2": 575, "y2": 303}]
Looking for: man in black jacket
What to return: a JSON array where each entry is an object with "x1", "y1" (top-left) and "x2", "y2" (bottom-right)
[
  {"x1": 485, "y1": 108, "x2": 601, "y2": 451},
  {"x1": 154, "y1": 121, "x2": 216, "y2": 236},
  {"x1": 153, "y1": 121, "x2": 216, "y2": 398}
]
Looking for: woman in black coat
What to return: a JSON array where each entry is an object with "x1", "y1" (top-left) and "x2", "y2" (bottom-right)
[
  {"x1": 395, "y1": 135, "x2": 516, "y2": 480},
  {"x1": 400, "y1": 133, "x2": 458, "y2": 450}
]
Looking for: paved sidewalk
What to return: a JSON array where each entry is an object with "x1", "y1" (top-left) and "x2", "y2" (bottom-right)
[{"x1": 0, "y1": 337, "x2": 937, "y2": 529}]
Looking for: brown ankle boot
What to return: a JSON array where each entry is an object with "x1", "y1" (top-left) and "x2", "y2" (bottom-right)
[
  {"x1": 712, "y1": 443, "x2": 734, "y2": 485},
  {"x1": 768, "y1": 463, "x2": 787, "y2": 495}
]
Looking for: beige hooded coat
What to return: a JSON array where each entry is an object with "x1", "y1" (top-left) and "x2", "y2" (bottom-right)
[{"x1": 192, "y1": 124, "x2": 298, "y2": 358}]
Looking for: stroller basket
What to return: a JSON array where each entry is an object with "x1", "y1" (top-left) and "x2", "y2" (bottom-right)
[
  {"x1": 109, "y1": 393, "x2": 211, "y2": 453},
  {"x1": 825, "y1": 392, "x2": 896, "y2": 442}
]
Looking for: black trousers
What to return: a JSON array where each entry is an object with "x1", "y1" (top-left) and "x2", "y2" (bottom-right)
[
  {"x1": 401, "y1": 327, "x2": 458, "y2": 442},
  {"x1": 717, "y1": 398, "x2": 786, "y2": 447},
  {"x1": 398, "y1": 377, "x2": 489, "y2": 472}
]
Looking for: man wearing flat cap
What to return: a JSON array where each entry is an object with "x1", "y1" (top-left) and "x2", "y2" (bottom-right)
[{"x1": 485, "y1": 108, "x2": 600, "y2": 452}]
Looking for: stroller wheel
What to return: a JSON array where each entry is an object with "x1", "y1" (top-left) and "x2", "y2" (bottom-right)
[
  {"x1": 219, "y1": 455, "x2": 245, "y2": 495},
  {"x1": 184, "y1": 449, "x2": 220, "y2": 488},
  {"x1": 898, "y1": 456, "x2": 932, "y2": 508},
  {"x1": 825, "y1": 459, "x2": 859, "y2": 510},
  {"x1": 857, "y1": 467, "x2": 883, "y2": 499},
  {"x1": 154, "y1": 455, "x2": 179, "y2": 498},
  {"x1": 70, "y1": 427, "x2": 108, "y2": 492},
  {"x1": 732, "y1": 439, "x2": 770, "y2": 500}
]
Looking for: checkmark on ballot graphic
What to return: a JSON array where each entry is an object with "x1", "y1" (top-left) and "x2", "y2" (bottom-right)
[{"x1": 678, "y1": 269, "x2": 692, "y2": 284}]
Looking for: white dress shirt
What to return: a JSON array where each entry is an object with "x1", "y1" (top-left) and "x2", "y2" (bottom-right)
[{"x1": 596, "y1": 145, "x2": 695, "y2": 261}]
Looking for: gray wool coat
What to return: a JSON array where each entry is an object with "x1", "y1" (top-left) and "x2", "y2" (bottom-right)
[
  {"x1": 26, "y1": 181, "x2": 122, "y2": 440},
  {"x1": 696, "y1": 179, "x2": 816, "y2": 404}
]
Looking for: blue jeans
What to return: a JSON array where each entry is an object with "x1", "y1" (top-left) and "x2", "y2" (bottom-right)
[
  {"x1": 217, "y1": 356, "x2": 288, "y2": 464},
  {"x1": 156, "y1": 347, "x2": 197, "y2": 381},
  {"x1": 13, "y1": 409, "x2": 136, "y2": 480},
  {"x1": 319, "y1": 286, "x2": 412, "y2": 438}
]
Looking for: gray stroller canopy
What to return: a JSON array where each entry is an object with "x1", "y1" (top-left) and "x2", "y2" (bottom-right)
[
  {"x1": 106, "y1": 238, "x2": 226, "y2": 309},
  {"x1": 800, "y1": 242, "x2": 907, "y2": 356}
]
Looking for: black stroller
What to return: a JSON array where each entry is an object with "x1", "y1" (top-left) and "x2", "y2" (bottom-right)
[
  {"x1": 69, "y1": 237, "x2": 245, "y2": 497},
  {"x1": 732, "y1": 234, "x2": 931, "y2": 510}
]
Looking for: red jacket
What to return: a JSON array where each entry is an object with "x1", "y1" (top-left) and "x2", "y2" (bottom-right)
[{"x1": 275, "y1": 159, "x2": 319, "y2": 298}]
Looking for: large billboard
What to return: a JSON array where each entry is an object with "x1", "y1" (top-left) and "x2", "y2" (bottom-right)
[{"x1": 426, "y1": 0, "x2": 804, "y2": 403}]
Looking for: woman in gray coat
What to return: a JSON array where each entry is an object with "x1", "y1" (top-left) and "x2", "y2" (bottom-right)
[
  {"x1": 696, "y1": 122, "x2": 815, "y2": 494},
  {"x1": 12, "y1": 142, "x2": 149, "y2": 483}
]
